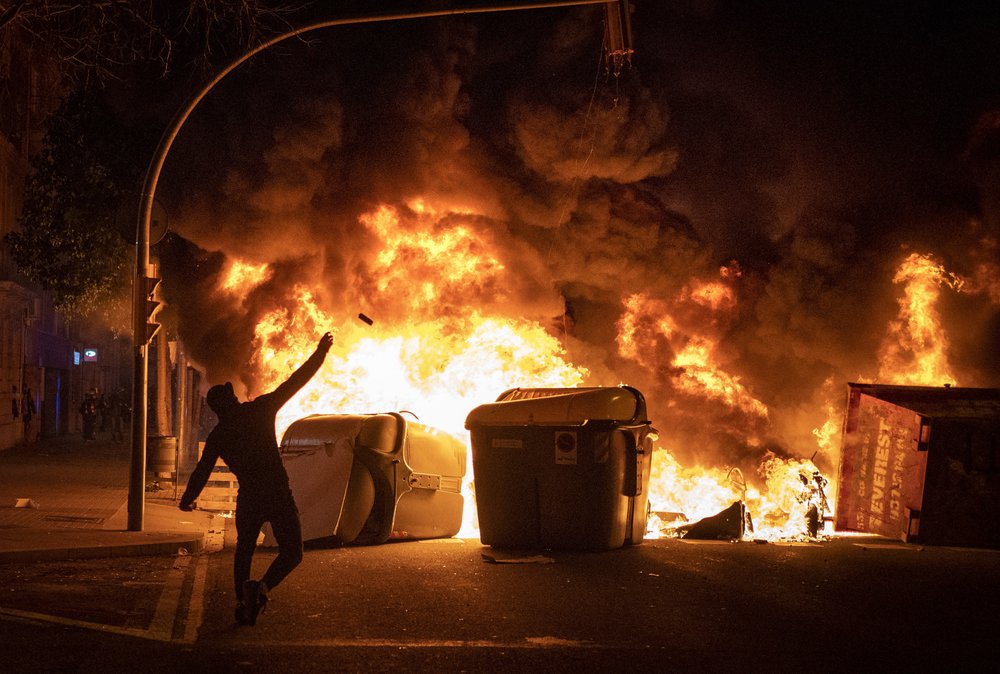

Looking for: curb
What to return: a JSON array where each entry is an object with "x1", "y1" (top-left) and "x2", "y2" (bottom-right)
[
  {"x1": 0, "y1": 532, "x2": 206, "y2": 563},
  {"x1": 0, "y1": 503, "x2": 223, "y2": 563}
]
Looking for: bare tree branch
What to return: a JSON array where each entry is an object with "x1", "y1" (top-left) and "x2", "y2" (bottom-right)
[
  {"x1": 1, "y1": 0, "x2": 307, "y2": 85},
  {"x1": 0, "y1": 1, "x2": 29, "y2": 32}
]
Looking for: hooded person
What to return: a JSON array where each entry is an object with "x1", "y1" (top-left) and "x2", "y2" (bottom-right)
[{"x1": 180, "y1": 331, "x2": 334, "y2": 625}]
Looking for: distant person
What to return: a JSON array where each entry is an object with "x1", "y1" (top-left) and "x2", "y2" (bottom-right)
[
  {"x1": 99, "y1": 391, "x2": 109, "y2": 434},
  {"x1": 108, "y1": 389, "x2": 125, "y2": 443},
  {"x1": 21, "y1": 386, "x2": 35, "y2": 444},
  {"x1": 80, "y1": 388, "x2": 99, "y2": 441},
  {"x1": 179, "y1": 331, "x2": 333, "y2": 626}
]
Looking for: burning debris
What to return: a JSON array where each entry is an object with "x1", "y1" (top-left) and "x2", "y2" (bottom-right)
[
  {"x1": 800, "y1": 468, "x2": 831, "y2": 538},
  {"x1": 648, "y1": 462, "x2": 832, "y2": 543},
  {"x1": 678, "y1": 501, "x2": 753, "y2": 541}
]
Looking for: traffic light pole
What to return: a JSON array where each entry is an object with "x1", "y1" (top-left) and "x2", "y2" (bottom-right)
[
  {"x1": 128, "y1": 223, "x2": 151, "y2": 531},
  {"x1": 127, "y1": 0, "x2": 623, "y2": 530},
  {"x1": 127, "y1": 266, "x2": 159, "y2": 531}
]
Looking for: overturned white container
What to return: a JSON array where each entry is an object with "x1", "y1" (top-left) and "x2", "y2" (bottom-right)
[{"x1": 263, "y1": 413, "x2": 466, "y2": 546}]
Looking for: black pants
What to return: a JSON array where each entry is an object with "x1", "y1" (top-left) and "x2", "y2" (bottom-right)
[{"x1": 233, "y1": 490, "x2": 303, "y2": 600}]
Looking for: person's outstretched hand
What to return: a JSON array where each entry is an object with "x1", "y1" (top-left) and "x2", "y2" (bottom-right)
[{"x1": 318, "y1": 332, "x2": 334, "y2": 354}]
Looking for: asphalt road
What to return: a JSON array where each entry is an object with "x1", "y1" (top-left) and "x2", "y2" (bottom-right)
[{"x1": 1, "y1": 535, "x2": 998, "y2": 673}]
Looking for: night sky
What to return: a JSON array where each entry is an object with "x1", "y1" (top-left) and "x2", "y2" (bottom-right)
[{"x1": 153, "y1": 1, "x2": 1000, "y2": 471}]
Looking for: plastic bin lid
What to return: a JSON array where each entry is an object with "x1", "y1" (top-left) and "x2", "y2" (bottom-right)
[
  {"x1": 465, "y1": 386, "x2": 647, "y2": 427},
  {"x1": 280, "y1": 414, "x2": 371, "y2": 452}
]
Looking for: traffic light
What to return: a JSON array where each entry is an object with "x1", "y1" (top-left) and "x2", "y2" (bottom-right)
[{"x1": 144, "y1": 276, "x2": 162, "y2": 345}]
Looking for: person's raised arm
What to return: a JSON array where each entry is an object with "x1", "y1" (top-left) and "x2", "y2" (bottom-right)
[{"x1": 268, "y1": 331, "x2": 334, "y2": 409}]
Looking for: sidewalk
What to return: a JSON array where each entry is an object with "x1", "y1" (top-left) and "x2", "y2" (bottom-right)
[{"x1": 0, "y1": 434, "x2": 224, "y2": 562}]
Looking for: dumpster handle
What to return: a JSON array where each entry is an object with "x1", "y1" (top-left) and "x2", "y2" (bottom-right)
[{"x1": 624, "y1": 431, "x2": 641, "y2": 497}]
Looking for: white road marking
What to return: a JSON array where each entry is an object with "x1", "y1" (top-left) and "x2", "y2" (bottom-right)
[
  {"x1": 147, "y1": 554, "x2": 190, "y2": 639},
  {"x1": 3, "y1": 601, "x2": 613, "y2": 651},
  {"x1": 853, "y1": 543, "x2": 919, "y2": 551},
  {"x1": 246, "y1": 637, "x2": 603, "y2": 649},
  {"x1": 0, "y1": 552, "x2": 209, "y2": 644},
  {"x1": 0, "y1": 606, "x2": 169, "y2": 642},
  {"x1": 182, "y1": 554, "x2": 209, "y2": 643}
]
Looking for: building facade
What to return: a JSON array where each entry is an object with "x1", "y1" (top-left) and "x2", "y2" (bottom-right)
[{"x1": 0, "y1": 35, "x2": 127, "y2": 449}]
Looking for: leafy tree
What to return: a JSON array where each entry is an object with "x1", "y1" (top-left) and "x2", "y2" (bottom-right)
[
  {"x1": 5, "y1": 91, "x2": 146, "y2": 318},
  {"x1": 1, "y1": 1, "x2": 308, "y2": 322}
]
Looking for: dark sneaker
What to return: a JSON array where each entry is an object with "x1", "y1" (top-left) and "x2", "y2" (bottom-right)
[
  {"x1": 242, "y1": 580, "x2": 268, "y2": 626},
  {"x1": 235, "y1": 600, "x2": 250, "y2": 625}
]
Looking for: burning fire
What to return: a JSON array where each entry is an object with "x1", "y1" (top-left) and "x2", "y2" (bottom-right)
[
  {"x1": 222, "y1": 259, "x2": 271, "y2": 293},
  {"x1": 617, "y1": 282, "x2": 767, "y2": 421},
  {"x1": 245, "y1": 204, "x2": 586, "y2": 535},
  {"x1": 671, "y1": 339, "x2": 769, "y2": 420},
  {"x1": 361, "y1": 204, "x2": 507, "y2": 308},
  {"x1": 644, "y1": 450, "x2": 831, "y2": 540},
  {"x1": 616, "y1": 285, "x2": 833, "y2": 541},
  {"x1": 254, "y1": 300, "x2": 587, "y2": 439},
  {"x1": 622, "y1": 251, "x2": 975, "y2": 542},
  {"x1": 248, "y1": 203, "x2": 588, "y2": 438},
  {"x1": 227, "y1": 199, "x2": 973, "y2": 544},
  {"x1": 877, "y1": 252, "x2": 963, "y2": 386}
]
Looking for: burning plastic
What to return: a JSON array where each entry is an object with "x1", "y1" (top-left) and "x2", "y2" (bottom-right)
[
  {"x1": 647, "y1": 462, "x2": 833, "y2": 542},
  {"x1": 800, "y1": 469, "x2": 830, "y2": 538},
  {"x1": 678, "y1": 501, "x2": 753, "y2": 541}
]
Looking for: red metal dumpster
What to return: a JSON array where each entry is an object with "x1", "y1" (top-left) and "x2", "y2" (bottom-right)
[{"x1": 835, "y1": 383, "x2": 1000, "y2": 548}]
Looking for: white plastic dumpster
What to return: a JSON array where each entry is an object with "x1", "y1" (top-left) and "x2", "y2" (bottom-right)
[
  {"x1": 262, "y1": 413, "x2": 466, "y2": 546},
  {"x1": 466, "y1": 386, "x2": 655, "y2": 551}
]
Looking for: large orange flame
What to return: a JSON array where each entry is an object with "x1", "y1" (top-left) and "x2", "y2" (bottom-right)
[
  {"x1": 243, "y1": 204, "x2": 587, "y2": 535},
  {"x1": 878, "y1": 252, "x2": 963, "y2": 386},
  {"x1": 617, "y1": 288, "x2": 767, "y2": 419},
  {"x1": 222, "y1": 259, "x2": 271, "y2": 294},
  {"x1": 229, "y1": 208, "x2": 974, "y2": 544},
  {"x1": 616, "y1": 285, "x2": 836, "y2": 541},
  {"x1": 247, "y1": 203, "x2": 588, "y2": 438},
  {"x1": 361, "y1": 204, "x2": 507, "y2": 312}
]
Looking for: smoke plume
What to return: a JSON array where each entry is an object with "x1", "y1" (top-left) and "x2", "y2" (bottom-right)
[{"x1": 157, "y1": 5, "x2": 1000, "y2": 476}]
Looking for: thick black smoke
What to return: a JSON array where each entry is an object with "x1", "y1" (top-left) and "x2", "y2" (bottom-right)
[{"x1": 157, "y1": 4, "x2": 1000, "y2": 474}]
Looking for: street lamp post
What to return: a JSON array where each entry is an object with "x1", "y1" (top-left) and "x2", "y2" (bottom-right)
[{"x1": 128, "y1": 0, "x2": 626, "y2": 530}]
